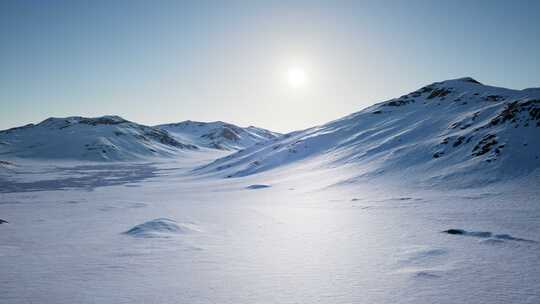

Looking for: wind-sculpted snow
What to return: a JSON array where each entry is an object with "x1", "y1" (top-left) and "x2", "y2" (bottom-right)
[
  {"x1": 393, "y1": 246, "x2": 452, "y2": 280},
  {"x1": 397, "y1": 246, "x2": 449, "y2": 263},
  {"x1": 157, "y1": 120, "x2": 280, "y2": 151},
  {"x1": 199, "y1": 77, "x2": 540, "y2": 187}
]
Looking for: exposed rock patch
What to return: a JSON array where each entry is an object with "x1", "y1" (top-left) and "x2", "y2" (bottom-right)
[
  {"x1": 443, "y1": 229, "x2": 536, "y2": 243},
  {"x1": 246, "y1": 184, "x2": 271, "y2": 190}
]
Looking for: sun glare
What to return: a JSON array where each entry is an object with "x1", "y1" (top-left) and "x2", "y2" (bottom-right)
[{"x1": 287, "y1": 67, "x2": 307, "y2": 88}]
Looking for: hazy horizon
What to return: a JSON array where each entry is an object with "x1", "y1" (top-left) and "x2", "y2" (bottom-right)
[{"x1": 2, "y1": 0, "x2": 540, "y2": 132}]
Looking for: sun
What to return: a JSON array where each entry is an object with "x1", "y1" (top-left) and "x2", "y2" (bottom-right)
[{"x1": 287, "y1": 67, "x2": 307, "y2": 88}]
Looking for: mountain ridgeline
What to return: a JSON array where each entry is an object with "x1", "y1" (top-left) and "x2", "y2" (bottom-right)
[
  {"x1": 0, "y1": 116, "x2": 277, "y2": 161},
  {"x1": 198, "y1": 78, "x2": 540, "y2": 186},
  {"x1": 156, "y1": 120, "x2": 280, "y2": 151},
  {"x1": 2, "y1": 77, "x2": 539, "y2": 186}
]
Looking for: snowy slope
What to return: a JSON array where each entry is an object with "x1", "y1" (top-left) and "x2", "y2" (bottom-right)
[
  {"x1": 156, "y1": 120, "x2": 280, "y2": 151},
  {"x1": 1, "y1": 79, "x2": 540, "y2": 304},
  {"x1": 199, "y1": 78, "x2": 540, "y2": 186},
  {"x1": 0, "y1": 116, "x2": 198, "y2": 161},
  {"x1": 2, "y1": 149, "x2": 540, "y2": 304}
]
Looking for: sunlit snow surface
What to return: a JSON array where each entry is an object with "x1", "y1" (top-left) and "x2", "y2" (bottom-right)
[{"x1": 1, "y1": 153, "x2": 539, "y2": 304}]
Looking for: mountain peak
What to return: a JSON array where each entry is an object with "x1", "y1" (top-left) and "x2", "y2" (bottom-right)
[
  {"x1": 427, "y1": 77, "x2": 483, "y2": 89},
  {"x1": 451, "y1": 77, "x2": 482, "y2": 85},
  {"x1": 38, "y1": 115, "x2": 130, "y2": 128}
]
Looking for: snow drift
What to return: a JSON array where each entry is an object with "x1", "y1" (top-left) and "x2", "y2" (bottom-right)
[{"x1": 124, "y1": 218, "x2": 199, "y2": 238}]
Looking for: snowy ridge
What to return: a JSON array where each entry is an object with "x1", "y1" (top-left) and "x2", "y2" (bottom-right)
[
  {"x1": 198, "y1": 78, "x2": 540, "y2": 186},
  {"x1": 156, "y1": 120, "x2": 280, "y2": 151},
  {"x1": 0, "y1": 115, "x2": 198, "y2": 161}
]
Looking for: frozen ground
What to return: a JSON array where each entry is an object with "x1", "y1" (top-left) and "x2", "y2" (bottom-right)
[{"x1": 1, "y1": 152, "x2": 539, "y2": 304}]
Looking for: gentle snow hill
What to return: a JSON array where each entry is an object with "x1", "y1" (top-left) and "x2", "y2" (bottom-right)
[
  {"x1": 0, "y1": 115, "x2": 198, "y2": 161},
  {"x1": 156, "y1": 120, "x2": 280, "y2": 151},
  {"x1": 198, "y1": 77, "x2": 540, "y2": 187}
]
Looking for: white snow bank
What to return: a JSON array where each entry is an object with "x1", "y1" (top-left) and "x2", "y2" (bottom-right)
[{"x1": 123, "y1": 218, "x2": 199, "y2": 238}]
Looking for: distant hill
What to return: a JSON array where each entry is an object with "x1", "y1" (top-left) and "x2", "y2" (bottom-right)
[
  {"x1": 0, "y1": 115, "x2": 197, "y2": 161},
  {"x1": 156, "y1": 120, "x2": 280, "y2": 151}
]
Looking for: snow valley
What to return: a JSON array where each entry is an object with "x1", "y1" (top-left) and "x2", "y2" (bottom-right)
[{"x1": 1, "y1": 78, "x2": 539, "y2": 304}]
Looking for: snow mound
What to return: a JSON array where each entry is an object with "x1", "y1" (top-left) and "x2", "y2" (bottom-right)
[
  {"x1": 397, "y1": 246, "x2": 448, "y2": 264},
  {"x1": 394, "y1": 246, "x2": 451, "y2": 278},
  {"x1": 124, "y1": 218, "x2": 199, "y2": 238},
  {"x1": 157, "y1": 120, "x2": 280, "y2": 151}
]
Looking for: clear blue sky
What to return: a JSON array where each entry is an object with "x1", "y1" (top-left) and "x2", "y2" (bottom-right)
[{"x1": 1, "y1": 0, "x2": 539, "y2": 132}]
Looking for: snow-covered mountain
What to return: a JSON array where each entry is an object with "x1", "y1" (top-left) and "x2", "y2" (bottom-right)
[
  {"x1": 0, "y1": 115, "x2": 198, "y2": 161},
  {"x1": 156, "y1": 120, "x2": 280, "y2": 151},
  {"x1": 199, "y1": 77, "x2": 540, "y2": 186},
  {"x1": 2, "y1": 79, "x2": 540, "y2": 304}
]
